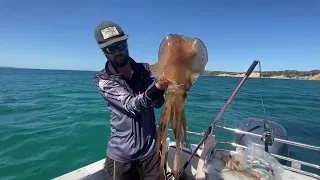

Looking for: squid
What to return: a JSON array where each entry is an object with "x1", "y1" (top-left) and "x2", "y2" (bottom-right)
[{"x1": 149, "y1": 34, "x2": 208, "y2": 180}]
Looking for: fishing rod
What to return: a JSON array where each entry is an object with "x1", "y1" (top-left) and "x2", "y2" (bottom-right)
[{"x1": 168, "y1": 60, "x2": 259, "y2": 179}]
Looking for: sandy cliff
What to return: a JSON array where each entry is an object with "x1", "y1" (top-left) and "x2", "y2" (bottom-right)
[{"x1": 214, "y1": 72, "x2": 320, "y2": 80}]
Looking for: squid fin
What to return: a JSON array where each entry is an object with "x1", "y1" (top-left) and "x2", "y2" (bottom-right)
[
  {"x1": 190, "y1": 72, "x2": 202, "y2": 85},
  {"x1": 149, "y1": 63, "x2": 162, "y2": 80}
]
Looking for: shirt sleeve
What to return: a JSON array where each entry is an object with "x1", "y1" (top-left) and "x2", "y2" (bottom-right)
[
  {"x1": 151, "y1": 96, "x2": 165, "y2": 109},
  {"x1": 97, "y1": 79, "x2": 152, "y2": 115},
  {"x1": 145, "y1": 79, "x2": 165, "y2": 109}
]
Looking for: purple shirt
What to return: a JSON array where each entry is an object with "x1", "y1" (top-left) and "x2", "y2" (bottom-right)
[{"x1": 93, "y1": 58, "x2": 164, "y2": 163}]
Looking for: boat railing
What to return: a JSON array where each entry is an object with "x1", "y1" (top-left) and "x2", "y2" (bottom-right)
[{"x1": 167, "y1": 124, "x2": 320, "y2": 179}]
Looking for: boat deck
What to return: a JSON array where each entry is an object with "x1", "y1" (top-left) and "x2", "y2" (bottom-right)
[
  {"x1": 53, "y1": 143, "x2": 319, "y2": 180},
  {"x1": 166, "y1": 143, "x2": 319, "y2": 180}
]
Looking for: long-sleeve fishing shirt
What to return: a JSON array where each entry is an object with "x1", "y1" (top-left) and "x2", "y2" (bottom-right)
[{"x1": 93, "y1": 57, "x2": 165, "y2": 163}]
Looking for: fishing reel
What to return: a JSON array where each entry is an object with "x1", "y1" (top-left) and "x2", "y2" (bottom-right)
[
  {"x1": 261, "y1": 131, "x2": 274, "y2": 145},
  {"x1": 260, "y1": 120, "x2": 275, "y2": 152}
]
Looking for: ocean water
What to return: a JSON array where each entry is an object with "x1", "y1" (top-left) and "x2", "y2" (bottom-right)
[{"x1": 0, "y1": 68, "x2": 320, "y2": 180}]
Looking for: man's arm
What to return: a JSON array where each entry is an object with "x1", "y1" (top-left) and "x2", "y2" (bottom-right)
[
  {"x1": 147, "y1": 82, "x2": 165, "y2": 109},
  {"x1": 97, "y1": 79, "x2": 164, "y2": 115},
  {"x1": 148, "y1": 81, "x2": 165, "y2": 109}
]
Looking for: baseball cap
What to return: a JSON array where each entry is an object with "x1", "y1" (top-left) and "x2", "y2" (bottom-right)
[{"x1": 94, "y1": 21, "x2": 128, "y2": 49}]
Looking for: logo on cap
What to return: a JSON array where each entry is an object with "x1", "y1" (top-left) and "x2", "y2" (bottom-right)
[{"x1": 101, "y1": 26, "x2": 120, "y2": 40}]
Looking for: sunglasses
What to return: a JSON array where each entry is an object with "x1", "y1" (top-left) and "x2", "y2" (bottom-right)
[{"x1": 102, "y1": 41, "x2": 127, "y2": 54}]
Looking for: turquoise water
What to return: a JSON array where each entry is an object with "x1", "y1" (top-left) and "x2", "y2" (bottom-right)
[{"x1": 0, "y1": 68, "x2": 320, "y2": 179}]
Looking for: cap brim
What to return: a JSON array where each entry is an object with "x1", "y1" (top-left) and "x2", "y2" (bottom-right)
[{"x1": 98, "y1": 35, "x2": 128, "y2": 49}]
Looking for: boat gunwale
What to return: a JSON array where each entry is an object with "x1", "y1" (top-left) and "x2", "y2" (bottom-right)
[{"x1": 53, "y1": 124, "x2": 320, "y2": 179}]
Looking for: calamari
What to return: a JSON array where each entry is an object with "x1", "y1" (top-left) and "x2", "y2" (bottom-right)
[{"x1": 149, "y1": 34, "x2": 208, "y2": 180}]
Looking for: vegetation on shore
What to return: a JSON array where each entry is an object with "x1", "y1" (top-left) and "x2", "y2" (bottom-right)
[
  {"x1": 0, "y1": 66, "x2": 17, "y2": 68},
  {"x1": 204, "y1": 70, "x2": 320, "y2": 80}
]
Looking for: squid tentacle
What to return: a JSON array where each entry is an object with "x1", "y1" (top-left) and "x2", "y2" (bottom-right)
[
  {"x1": 174, "y1": 99, "x2": 182, "y2": 179},
  {"x1": 157, "y1": 100, "x2": 170, "y2": 152},
  {"x1": 158, "y1": 94, "x2": 174, "y2": 180},
  {"x1": 158, "y1": 91, "x2": 188, "y2": 180},
  {"x1": 181, "y1": 106, "x2": 191, "y2": 150}
]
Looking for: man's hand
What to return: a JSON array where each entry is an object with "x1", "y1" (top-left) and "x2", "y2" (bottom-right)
[{"x1": 156, "y1": 79, "x2": 170, "y2": 90}]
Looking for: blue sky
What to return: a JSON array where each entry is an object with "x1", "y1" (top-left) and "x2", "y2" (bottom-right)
[{"x1": 0, "y1": 0, "x2": 319, "y2": 72}]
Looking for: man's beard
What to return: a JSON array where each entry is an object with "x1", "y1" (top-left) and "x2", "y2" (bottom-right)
[{"x1": 110, "y1": 54, "x2": 129, "y2": 68}]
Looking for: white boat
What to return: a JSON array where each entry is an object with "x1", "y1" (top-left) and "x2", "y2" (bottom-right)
[{"x1": 53, "y1": 118, "x2": 320, "y2": 180}]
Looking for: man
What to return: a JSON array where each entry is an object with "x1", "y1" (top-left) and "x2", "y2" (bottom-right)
[{"x1": 93, "y1": 20, "x2": 169, "y2": 180}]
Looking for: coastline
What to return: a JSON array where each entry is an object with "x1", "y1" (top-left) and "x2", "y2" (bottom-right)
[
  {"x1": 1, "y1": 66, "x2": 319, "y2": 81},
  {"x1": 204, "y1": 71, "x2": 320, "y2": 81}
]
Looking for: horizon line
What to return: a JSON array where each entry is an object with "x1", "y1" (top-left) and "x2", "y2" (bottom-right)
[{"x1": 1, "y1": 66, "x2": 319, "y2": 73}]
